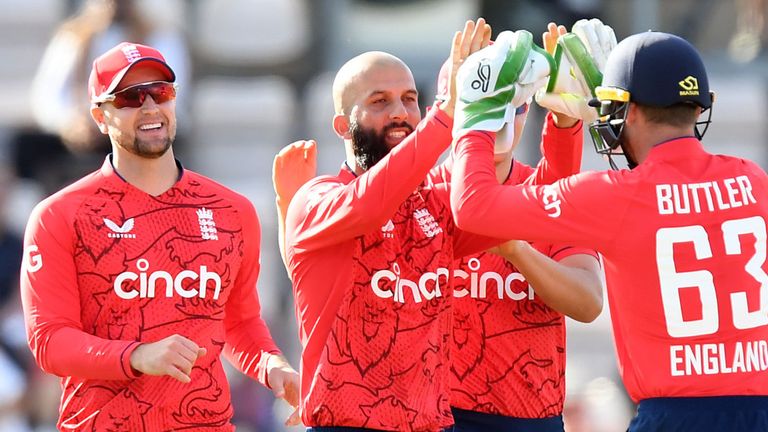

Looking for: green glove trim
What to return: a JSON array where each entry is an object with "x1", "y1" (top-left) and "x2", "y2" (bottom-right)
[{"x1": 559, "y1": 33, "x2": 602, "y2": 96}]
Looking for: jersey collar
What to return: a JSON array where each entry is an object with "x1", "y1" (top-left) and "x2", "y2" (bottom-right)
[
  {"x1": 101, "y1": 154, "x2": 186, "y2": 185},
  {"x1": 645, "y1": 136, "x2": 704, "y2": 163}
]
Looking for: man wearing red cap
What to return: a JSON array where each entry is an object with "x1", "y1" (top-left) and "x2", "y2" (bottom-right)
[{"x1": 19, "y1": 42, "x2": 300, "y2": 431}]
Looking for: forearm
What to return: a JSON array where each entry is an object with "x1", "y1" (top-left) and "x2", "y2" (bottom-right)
[
  {"x1": 224, "y1": 317, "x2": 281, "y2": 387},
  {"x1": 501, "y1": 243, "x2": 603, "y2": 322},
  {"x1": 532, "y1": 112, "x2": 584, "y2": 185},
  {"x1": 30, "y1": 325, "x2": 140, "y2": 380},
  {"x1": 450, "y1": 130, "x2": 509, "y2": 235}
]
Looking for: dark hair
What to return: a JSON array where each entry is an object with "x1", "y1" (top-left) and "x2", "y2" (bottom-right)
[{"x1": 635, "y1": 103, "x2": 700, "y2": 128}]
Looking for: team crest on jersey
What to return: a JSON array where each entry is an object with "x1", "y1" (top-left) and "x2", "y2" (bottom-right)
[
  {"x1": 413, "y1": 208, "x2": 443, "y2": 238},
  {"x1": 196, "y1": 208, "x2": 218, "y2": 240},
  {"x1": 104, "y1": 217, "x2": 136, "y2": 238},
  {"x1": 381, "y1": 219, "x2": 395, "y2": 239}
]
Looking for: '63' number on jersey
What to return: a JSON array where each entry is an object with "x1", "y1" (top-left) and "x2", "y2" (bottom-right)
[{"x1": 656, "y1": 216, "x2": 768, "y2": 338}]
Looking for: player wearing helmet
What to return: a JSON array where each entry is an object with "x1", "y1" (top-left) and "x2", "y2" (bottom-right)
[{"x1": 451, "y1": 31, "x2": 768, "y2": 431}]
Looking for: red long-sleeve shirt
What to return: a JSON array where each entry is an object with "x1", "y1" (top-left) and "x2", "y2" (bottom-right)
[
  {"x1": 285, "y1": 109, "x2": 584, "y2": 430},
  {"x1": 286, "y1": 107, "x2": 497, "y2": 431},
  {"x1": 450, "y1": 156, "x2": 597, "y2": 419},
  {"x1": 21, "y1": 157, "x2": 280, "y2": 431},
  {"x1": 452, "y1": 131, "x2": 768, "y2": 403}
]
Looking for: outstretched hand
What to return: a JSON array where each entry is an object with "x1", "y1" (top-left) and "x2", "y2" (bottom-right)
[
  {"x1": 543, "y1": 22, "x2": 567, "y2": 55},
  {"x1": 535, "y1": 19, "x2": 617, "y2": 125},
  {"x1": 541, "y1": 22, "x2": 578, "y2": 128},
  {"x1": 440, "y1": 18, "x2": 493, "y2": 117},
  {"x1": 273, "y1": 139, "x2": 318, "y2": 270},
  {"x1": 273, "y1": 139, "x2": 318, "y2": 207}
]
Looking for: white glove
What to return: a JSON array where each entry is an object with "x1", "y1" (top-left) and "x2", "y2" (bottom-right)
[
  {"x1": 455, "y1": 30, "x2": 552, "y2": 136},
  {"x1": 535, "y1": 18, "x2": 617, "y2": 122},
  {"x1": 510, "y1": 42, "x2": 553, "y2": 108}
]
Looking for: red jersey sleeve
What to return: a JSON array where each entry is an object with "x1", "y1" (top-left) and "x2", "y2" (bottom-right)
[
  {"x1": 222, "y1": 197, "x2": 281, "y2": 387},
  {"x1": 450, "y1": 130, "x2": 626, "y2": 251},
  {"x1": 529, "y1": 113, "x2": 584, "y2": 185},
  {"x1": 289, "y1": 108, "x2": 453, "y2": 250},
  {"x1": 428, "y1": 113, "x2": 582, "y2": 187},
  {"x1": 20, "y1": 197, "x2": 140, "y2": 380}
]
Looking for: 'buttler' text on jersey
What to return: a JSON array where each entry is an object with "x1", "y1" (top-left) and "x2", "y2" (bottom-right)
[{"x1": 452, "y1": 134, "x2": 768, "y2": 402}]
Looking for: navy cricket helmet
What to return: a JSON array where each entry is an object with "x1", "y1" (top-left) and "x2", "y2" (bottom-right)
[{"x1": 588, "y1": 31, "x2": 714, "y2": 169}]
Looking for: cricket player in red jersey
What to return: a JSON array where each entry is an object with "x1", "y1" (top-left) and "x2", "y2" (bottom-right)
[
  {"x1": 283, "y1": 18, "x2": 492, "y2": 427},
  {"x1": 444, "y1": 21, "x2": 613, "y2": 432},
  {"x1": 19, "y1": 42, "x2": 300, "y2": 431},
  {"x1": 281, "y1": 19, "x2": 599, "y2": 431},
  {"x1": 451, "y1": 31, "x2": 768, "y2": 431}
]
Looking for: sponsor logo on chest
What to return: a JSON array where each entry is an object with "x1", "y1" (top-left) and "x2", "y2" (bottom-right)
[
  {"x1": 114, "y1": 258, "x2": 222, "y2": 300},
  {"x1": 381, "y1": 219, "x2": 395, "y2": 239},
  {"x1": 104, "y1": 217, "x2": 136, "y2": 238}
]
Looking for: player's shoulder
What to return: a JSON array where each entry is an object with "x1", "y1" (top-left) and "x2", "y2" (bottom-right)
[
  {"x1": 565, "y1": 168, "x2": 624, "y2": 187},
  {"x1": 297, "y1": 174, "x2": 347, "y2": 201},
  {"x1": 31, "y1": 169, "x2": 103, "y2": 218},
  {"x1": 717, "y1": 153, "x2": 766, "y2": 174},
  {"x1": 183, "y1": 170, "x2": 254, "y2": 209}
]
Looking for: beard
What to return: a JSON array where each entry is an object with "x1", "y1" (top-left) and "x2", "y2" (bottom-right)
[
  {"x1": 132, "y1": 136, "x2": 173, "y2": 159},
  {"x1": 115, "y1": 134, "x2": 174, "y2": 159},
  {"x1": 350, "y1": 119, "x2": 413, "y2": 170}
]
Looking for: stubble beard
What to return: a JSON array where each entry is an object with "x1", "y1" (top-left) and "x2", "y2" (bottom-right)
[{"x1": 117, "y1": 133, "x2": 174, "y2": 159}]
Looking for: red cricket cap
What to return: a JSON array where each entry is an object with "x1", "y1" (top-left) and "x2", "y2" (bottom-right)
[{"x1": 88, "y1": 42, "x2": 175, "y2": 103}]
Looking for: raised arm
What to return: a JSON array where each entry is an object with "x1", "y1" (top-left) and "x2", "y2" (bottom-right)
[
  {"x1": 290, "y1": 19, "x2": 493, "y2": 249},
  {"x1": 273, "y1": 140, "x2": 317, "y2": 268}
]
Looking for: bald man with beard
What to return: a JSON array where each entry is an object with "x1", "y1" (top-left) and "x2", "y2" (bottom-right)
[
  {"x1": 282, "y1": 20, "x2": 498, "y2": 431},
  {"x1": 280, "y1": 17, "x2": 600, "y2": 430}
]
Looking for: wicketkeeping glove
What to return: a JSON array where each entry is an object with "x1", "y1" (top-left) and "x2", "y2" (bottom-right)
[
  {"x1": 454, "y1": 30, "x2": 553, "y2": 136},
  {"x1": 535, "y1": 18, "x2": 617, "y2": 123}
]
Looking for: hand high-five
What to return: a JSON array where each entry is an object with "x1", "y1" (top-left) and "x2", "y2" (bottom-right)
[
  {"x1": 453, "y1": 29, "x2": 552, "y2": 136},
  {"x1": 439, "y1": 18, "x2": 492, "y2": 117},
  {"x1": 535, "y1": 19, "x2": 617, "y2": 124},
  {"x1": 273, "y1": 139, "x2": 318, "y2": 269},
  {"x1": 273, "y1": 140, "x2": 318, "y2": 206}
]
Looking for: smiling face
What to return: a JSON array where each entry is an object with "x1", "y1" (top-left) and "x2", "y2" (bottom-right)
[
  {"x1": 90, "y1": 65, "x2": 177, "y2": 159},
  {"x1": 333, "y1": 52, "x2": 421, "y2": 171}
]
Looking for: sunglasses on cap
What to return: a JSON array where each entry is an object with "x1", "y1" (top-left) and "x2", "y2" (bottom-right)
[{"x1": 96, "y1": 81, "x2": 178, "y2": 109}]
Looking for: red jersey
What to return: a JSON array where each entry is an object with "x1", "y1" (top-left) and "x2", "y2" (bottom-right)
[
  {"x1": 450, "y1": 160, "x2": 596, "y2": 418},
  {"x1": 20, "y1": 157, "x2": 280, "y2": 431},
  {"x1": 286, "y1": 108, "x2": 483, "y2": 431},
  {"x1": 452, "y1": 134, "x2": 768, "y2": 403},
  {"x1": 286, "y1": 110, "x2": 584, "y2": 430}
]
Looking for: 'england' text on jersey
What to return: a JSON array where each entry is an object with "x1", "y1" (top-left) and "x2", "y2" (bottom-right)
[
  {"x1": 670, "y1": 339, "x2": 768, "y2": 376},
  {"x1": 656, "y1": 176, "x2": 757, "y2": 215}
]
